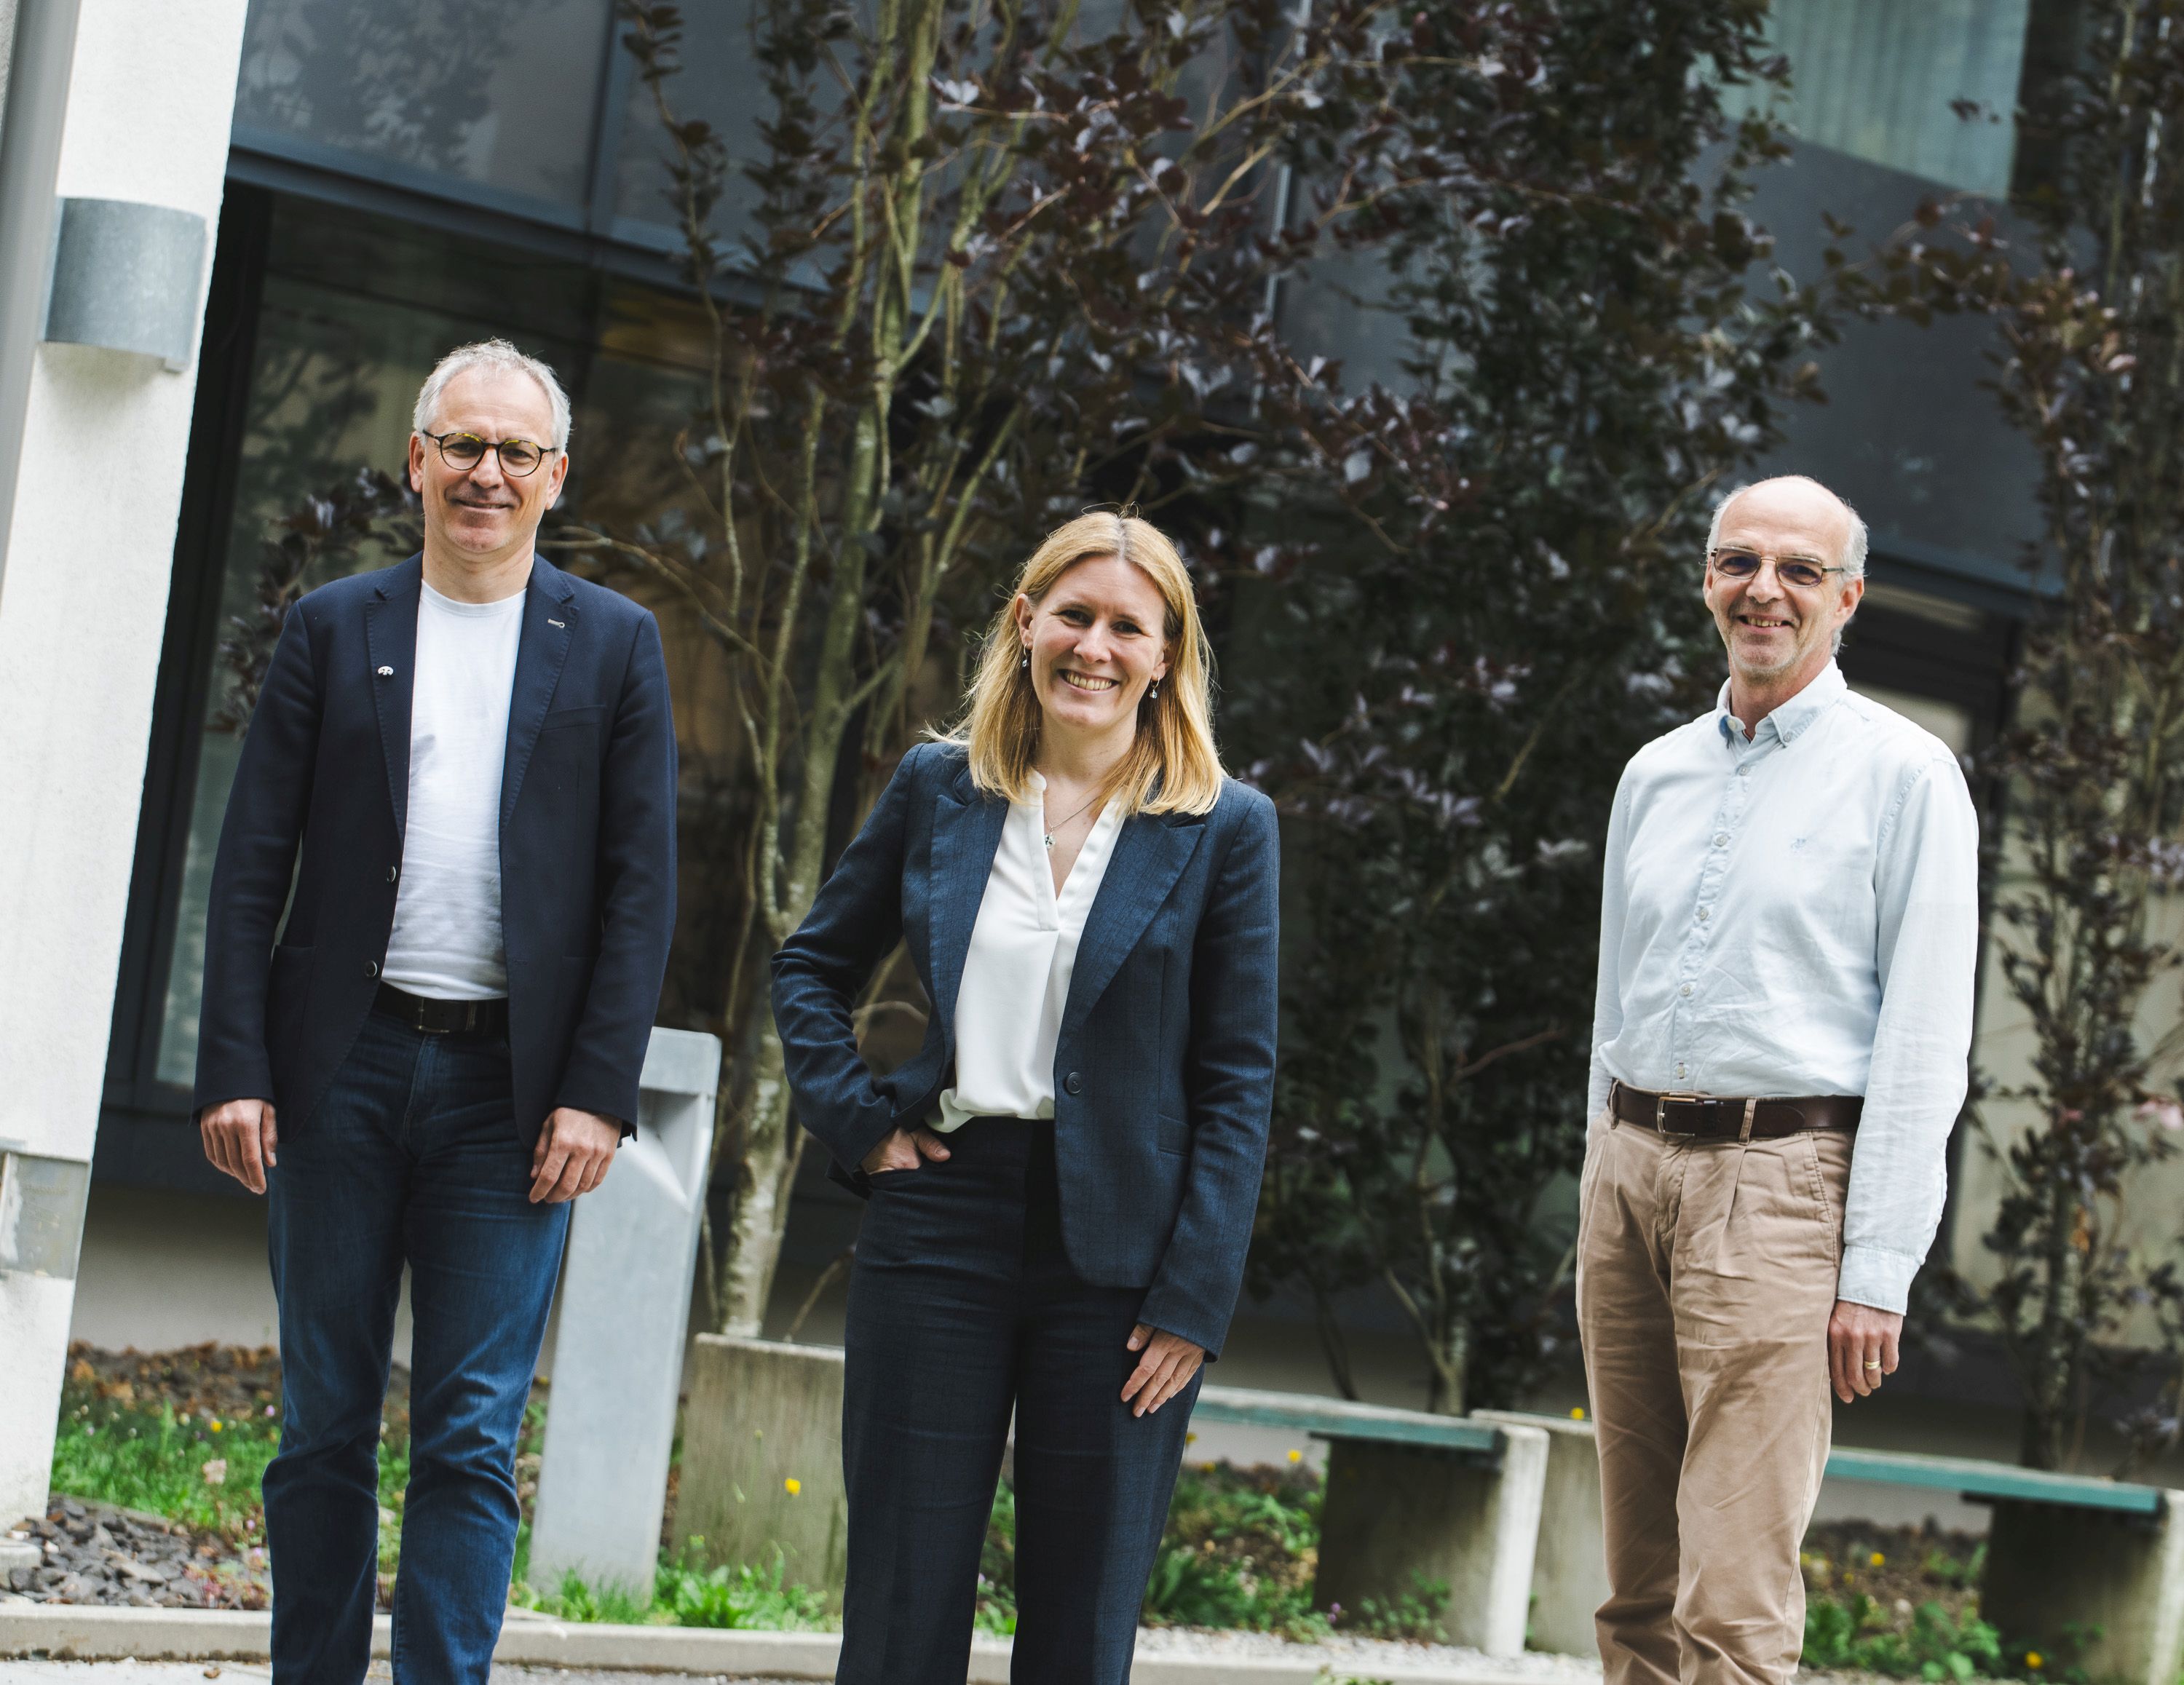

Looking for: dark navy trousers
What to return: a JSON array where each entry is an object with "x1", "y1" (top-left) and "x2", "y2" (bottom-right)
[
  {"x1": 838, "y1": 1119, "x2": 1198, "y2": 1685},
  {"x1": 264, "y1": 1008, "x2": 569, "y2": 1684}
]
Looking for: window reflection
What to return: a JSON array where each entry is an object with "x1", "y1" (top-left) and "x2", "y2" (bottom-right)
[
  {"x1": 234, "y1": 0, "x2": 610, "y2": 211},
  {"x1": 1748, "y1": 0, "x2": 2030, "y2": 197}
]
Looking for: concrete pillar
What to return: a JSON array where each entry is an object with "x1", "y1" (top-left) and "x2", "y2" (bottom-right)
[
  {"x1": 677, "y1": 1336, "x2": 850, "y2": 1606},
  {"x1": 1983, "y1": 1491, "x2": 2184, "y2": 1685},
  {"x1": 1475, "y1": 1409, "x2": 1610, "y2": 1657},
  {"x1": 1313, "y1": 1420, "x2": 1550, "y2": 1656},
  {"x1": 529, "y1": 1026, "x2": 721, "y2": 1595},
  {"x1": 0, "y1": 0, "x2": 250, "y2": 1528}
]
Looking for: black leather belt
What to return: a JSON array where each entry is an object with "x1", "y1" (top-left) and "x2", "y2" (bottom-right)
[
  {"x1": 1610, "y1": 1079, "x2": 1861, "y2": 1142},
  {"x1": 373, "y1": 982, "x2": 508, "y2": 1038}
]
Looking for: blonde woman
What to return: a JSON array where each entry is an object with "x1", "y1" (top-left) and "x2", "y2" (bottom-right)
[{"x1": 772, "y1": 512, "x2": 1281, "y2": 1684}]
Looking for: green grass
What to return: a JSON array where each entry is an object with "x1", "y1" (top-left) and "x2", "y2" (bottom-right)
[
  {"x1": 49, "y1": 1394, "x2": 281, "y2": 1540},
  {"x1": 510, "y1": 1547, "x2": 834, "y2": 1629}
]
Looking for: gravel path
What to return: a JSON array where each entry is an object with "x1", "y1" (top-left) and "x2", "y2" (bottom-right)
[{"x1": 1133, "y1": 1625, "x2": 1601, "y2": 1674}]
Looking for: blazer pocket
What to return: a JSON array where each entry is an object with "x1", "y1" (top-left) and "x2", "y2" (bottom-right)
[
  {"x1": 541, "y1": 704, "x2": 608, "y2": 730},
  {"x1": 1157, "y1": 1112, "x2": 1190, "y2": 1156}
]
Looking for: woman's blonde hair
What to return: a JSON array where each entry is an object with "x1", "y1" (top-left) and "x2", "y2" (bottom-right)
[{"x1": 946, "y1": 512, "x2": 1225, "y2": 816}]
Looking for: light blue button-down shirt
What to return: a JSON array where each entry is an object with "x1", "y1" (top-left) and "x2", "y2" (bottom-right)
[{"x1": 1586, "y1": 662, "x2": 1981, "y2": 1313}]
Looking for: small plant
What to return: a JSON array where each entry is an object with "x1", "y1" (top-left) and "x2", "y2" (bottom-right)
[
  {"x1": 1333, "y1": 1572, "x2": 1450, "y2": 1645},
  {"x1": 654, "y1": 1547, "x2": 833, "y2": 1630},
  {"x1": 1803, "y1": 1591, "x2": 2006, "y2": 1680}
]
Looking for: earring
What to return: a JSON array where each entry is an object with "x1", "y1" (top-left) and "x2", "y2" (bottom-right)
[
  {"x1": 1020, "y1": 652, "x2": 1030, "y2": 671},
  {"x1": 1148, "y1": 679, "x2": 1160, "y2": 701}
]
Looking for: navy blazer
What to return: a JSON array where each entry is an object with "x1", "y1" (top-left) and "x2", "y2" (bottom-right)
[
  {"x1": 194, "y1": 553, "x2": 678, "y2": 1142},
  {"x1": 771, "y1": 742, "x2": 1280, "y2": 1357}
]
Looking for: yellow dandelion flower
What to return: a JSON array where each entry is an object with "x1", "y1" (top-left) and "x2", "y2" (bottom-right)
[
  {"x1": 1287, "y1": 1449, "x2": 1303, "y2": 1464},
  {"x1": 1570, "y1": 1407, "x2": 1587, "y2": 1421},
  {"x1": 2027, "y1": 1654, "x2": 2043, "y2": 1670},
  {"x1": 208, "y1": 1420, "x2": 222, "y2": 1433},
  {"x1": 784, "y1": 1478, "x2": 802, "y2": 1496},
  {"x1": 1869, "y1": 1552, "x2": 1885, "y2": 1567},
  {"x1": 1187, "y1": 1433, "x2": 1198, "y2": 1446}
]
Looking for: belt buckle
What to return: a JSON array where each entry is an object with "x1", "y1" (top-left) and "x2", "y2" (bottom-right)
[{"x1": 1655, "y1": 1091, "x2": 1706, "y2": 1141}]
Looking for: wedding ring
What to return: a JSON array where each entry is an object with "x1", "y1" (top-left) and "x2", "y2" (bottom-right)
[{"x1": 1862, "y1": 1360, "x2": 1883, "y2": 1371}]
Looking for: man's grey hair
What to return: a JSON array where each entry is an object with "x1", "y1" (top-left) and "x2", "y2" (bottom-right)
[
  {"x1": 1706, "y1": 474, "x2": 1868, "y2": 653},
  {"x1": 1706, "y1": 475, "x2": 1868, "y2": 576},
  {"x1": 413, "y1": 338, "x2": 572, "y2": 450}
]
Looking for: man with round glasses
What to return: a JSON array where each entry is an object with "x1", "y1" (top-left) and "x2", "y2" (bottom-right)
[
  {"x1": 1579, "y1": 475, "x2": 1979, "y2": 1685},
  {"x1": 193, "y1": 339, "x2": 678, "y2": 1682}
]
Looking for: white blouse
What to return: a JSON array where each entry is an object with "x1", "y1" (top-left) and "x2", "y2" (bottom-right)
[{"x1": 936, "y1": 772, "x2": 1125, "y2": 1132}]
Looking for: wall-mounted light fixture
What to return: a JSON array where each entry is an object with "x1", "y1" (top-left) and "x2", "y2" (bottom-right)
[
  {"x1": 42, "y1": 197, "x2": 207, "y2": 372},
  {"x1": 0, "y1": 1143, "x2": 88, "y2": 1281}
]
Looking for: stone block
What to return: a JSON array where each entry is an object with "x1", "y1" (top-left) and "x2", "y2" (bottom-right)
[
  {"x1": 677, "y1": 1334, "x2": 849, "y2": 1605},
  {"x1": 1982, "y1": 1491, "x2": 2184, "y2": 1685},
  {"x1": 1474, "y1": 1408, "x2": 1607, "y2": 1657},
  {"x1": 1313, "y1": 1419, "x2": 1548, "y2": 1656}
]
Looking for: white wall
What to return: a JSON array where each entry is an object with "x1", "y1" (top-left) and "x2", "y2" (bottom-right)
[{"x1": 0, "y1": 0, "x2": 251, "y2": 1526}]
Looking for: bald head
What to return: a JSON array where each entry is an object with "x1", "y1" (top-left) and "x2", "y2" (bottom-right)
[{"x1": 1708, "y1": 476, "x2": 1867, "y2": 577}]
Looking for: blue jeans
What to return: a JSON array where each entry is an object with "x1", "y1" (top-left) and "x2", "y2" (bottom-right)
[
  {"x1": 264, "y1": 1008, "x2": 568, "y2": 1684},
  {"x1": 839, "y1": 1119, "x2": 1199, "y2": 1685}
]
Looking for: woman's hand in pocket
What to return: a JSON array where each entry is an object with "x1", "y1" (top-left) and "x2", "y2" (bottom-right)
[{"x1": 860, "y1": 1125, "x2": 951, "y2": 1175}]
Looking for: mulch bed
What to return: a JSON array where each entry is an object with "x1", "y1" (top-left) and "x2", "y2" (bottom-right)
[{"x1": 1803, "y1": 1518, "x2": 1985, "y2": 1627}]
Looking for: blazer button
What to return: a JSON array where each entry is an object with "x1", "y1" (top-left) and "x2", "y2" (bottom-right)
[
  {"x1": 365, "y1": 960, "x2": 380, "y2": 980},
  {"x1": 387, "y1": 865, "x2": 399, "y2": 884},
  {"x1": 1064, "y1": 1072, "x2": 1084, "y2": 1096}
]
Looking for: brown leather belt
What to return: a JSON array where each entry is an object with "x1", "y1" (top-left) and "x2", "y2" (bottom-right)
[
  {"x1": 373, "y1": 982, "x2": 508, "y2": 1038},
  {"x1": 1610, "y1": 1079, "x2": 1861, "y2": 1142}
]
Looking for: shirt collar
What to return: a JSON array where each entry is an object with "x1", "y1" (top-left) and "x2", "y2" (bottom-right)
[{"x1": 1715, "y1": 660, "x2": 1847, "y2": 748}]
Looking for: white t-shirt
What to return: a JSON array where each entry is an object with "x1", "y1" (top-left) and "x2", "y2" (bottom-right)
[
  {"x1": 937, "y1": 772, "x2": 1125, "y2": 1130},
  {"x1": 381, "y1": 580, "x2": 526, "y2": 1000}
]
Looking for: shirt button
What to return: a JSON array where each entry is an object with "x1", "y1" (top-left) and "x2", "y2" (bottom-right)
[
  {"x1": 1737, "y1": 765, "x2": 1750, "y2": 777},
  {"x1": 1713, "y1": 832, "x2": 1729, "y2": 847},
  {"x1": 1676, "y1": 1063, "x2": 1688, "y2": 1079},
  {"x1": 1679, "y1": 983, "x2": 1693, "y2": 997},
  {"x1": 365, "y1": 959, "x2": 380, "y2": 980},
  {"x1": 1697, "y1": 906, "x2": 1710, "y2": 921},
  {"x1": 1064, "y1": 1072, "x2": 1084, "y2": 1096}
]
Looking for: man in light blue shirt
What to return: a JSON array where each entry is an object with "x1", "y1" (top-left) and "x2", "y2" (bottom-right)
[{"x1": 1578, "y1": 475, "x2": 1979, "y2": 1685}]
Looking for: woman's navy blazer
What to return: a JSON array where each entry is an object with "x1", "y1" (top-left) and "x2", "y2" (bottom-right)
[{"x1": 771, "y1": 741, "x2": 1280, "y2": 1357}]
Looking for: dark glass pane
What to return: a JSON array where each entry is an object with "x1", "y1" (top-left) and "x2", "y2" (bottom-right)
[
  {"x1": 234, "y1": 0, "x2": 611, "y2": 211},
  {"x1": 612, "y1": 4, "x2": 768, "y2": 240}
]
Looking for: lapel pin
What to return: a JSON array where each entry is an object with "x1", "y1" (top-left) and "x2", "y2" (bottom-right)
[
  {"x1": 548, "y1": 618, "x2": 566, "y2": 629},
  {"x1": 376, "y1": 666, "x2": 394, "y2": 677}
]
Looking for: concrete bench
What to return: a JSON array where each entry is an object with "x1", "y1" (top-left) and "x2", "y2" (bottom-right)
[
  {"x1": 1192, "y1": 1386, "x2": 1548, "y2": 1655},
  {"x1": 1493, "y1": 1411, "x2": 2184, "y2": 1684},
  {"x1": 1829, "y1": 1447, "x2": 2183, "y2": 1685}
]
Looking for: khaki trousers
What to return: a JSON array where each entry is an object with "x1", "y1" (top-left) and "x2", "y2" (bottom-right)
[{"x1": 1575, "y1": 1109, "x2": 1853, "y2": 1685}]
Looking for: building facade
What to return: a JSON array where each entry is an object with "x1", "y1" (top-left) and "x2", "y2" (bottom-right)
[{"x1": 0, "y1": 1, "x2": 2092, "y2": 1490}]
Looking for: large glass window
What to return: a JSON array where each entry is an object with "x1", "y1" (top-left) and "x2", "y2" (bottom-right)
[
  {"x1": 1755, "y1": 0, "x2": 2032, "y2": 197},
  {"x1": 232, "y1": 0, "x2": 614, "y2": 215}
]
